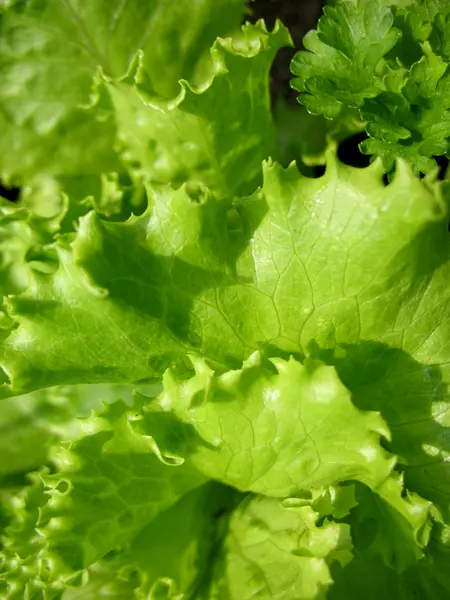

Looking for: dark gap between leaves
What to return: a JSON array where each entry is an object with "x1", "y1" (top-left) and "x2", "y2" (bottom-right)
[
  {"x1": 296, "y1": 162, "x2": 326, "y2": 179},
  {"x1": 435, "y1": 155, "x2": 449, "y2": 181},
  {"x1": 337, "y1": 133, "x2": 371, "y2": 169},
  {"x1": 0, "y1": 181, "x2": 21, "y2": 202},
  {"x1": 419, "y1": 156, "x2": 449, "y2": 181},
  {"x1": 311, "y1": 164, "x2": 326, "y2": 178}
]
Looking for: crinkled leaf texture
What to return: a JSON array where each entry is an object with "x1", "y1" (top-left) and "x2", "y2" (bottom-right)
[
  {"x1": 2, "y1": 154, "x2": 449, "y2": 394},
  {"x1": 0, "y1": 0, "x2": 290, "y2": 207},
  {"x1": 0, "y1": 382, "x2": 159, "y2": 480},
  {"x1": 1, "y1": 1, "x2": 450, "y2": 593},
  {"x1": 0, "y1": 0, "x2": 245, "y2": 168},
  {"x1": 207, "y1": 495, "x2": 352, "y2": 600},
  {"x1": 1, "y1": 152, "x2": 450, "y2": 598},
  {"x1": 109, "y1": 20, "x2": 291, "y2": 198},
  {"x1": 155, "y1": 354, "x2": 394, "y2": 495},
  {"x1": 290, "y1": 0, "x2": 450, "y2": 173},
  {"x1": 0, "y1": 355, "x2": 439, "y2": 598}
]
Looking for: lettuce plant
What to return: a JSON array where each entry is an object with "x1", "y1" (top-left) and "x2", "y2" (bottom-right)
[{"x1": 0, "y1": 0, "x2": 449, "y2": 598}]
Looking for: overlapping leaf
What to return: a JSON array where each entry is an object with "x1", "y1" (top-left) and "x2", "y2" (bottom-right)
[
  {"x1": 1, "y1": 157, "x2": 449, "y2": 395},
  {"x1": 2, "y1": 0, "x2": 450, "y2": 598},
  {"x1": 15, "y1": 352, "x2": 430, "y2": 593},
  {"x1": 108, "y1": 20, "x2": 291, "y2": 197},
  {"x1": 97, "y1": 483, "x2": 237, "y2": 600},
  {"x1": 205, "y1": 495, "x2": 352, "y2": 600},
  {"x1": 0, "y1": 0, "x2": 289, "y2": 204},
  {"x1": 152, "y1": 353, "x2": 394, "y2": 495},
  {"x1": 0, "y1": 394, "x2": 233, "y2": 599},
  {"x1": 150, "y1": 353, "x2": 432, "y2": 571},
  {"x1": 37, "y1": 399, "x2": 206, "y2": 577},
  {"x1": 0, "y1": 0, "x2": 248, "y2": 210},
  {"x1": 328, "y1": 524, "x2": 450, "y2": 599},
  {"x1": 0, "y1": 472, "x2": 60, "y2": 600},
  {"x1": 0, "y1": 382, "x2": 159, "y2": 481}
]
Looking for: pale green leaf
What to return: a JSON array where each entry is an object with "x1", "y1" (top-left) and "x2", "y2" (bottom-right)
[
  {"x1": 38, "y1": 398, "x2": 206, "y2": 576},
  {"x1": 2, "y1": 157, "x2": 449, "y2": 396},
  {"x1": 0, "y1": 0, "x2": 246, "y2": 189},
  {"x1": 108, "y1": 20, "x2": 291, "y2": 197},
  {"x1": 206, "y1": 494, "x2": 352, "y2": 600},
  {"x1": 153, "y1": 354, "x2": 394, "y2": 495}
]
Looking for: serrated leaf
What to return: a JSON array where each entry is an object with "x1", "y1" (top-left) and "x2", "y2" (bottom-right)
[
  {"x1": 0, "y1": 200, "x2": 35, "y2": 300},
  {"x1": 97, "y1": 483, "x2": 238, "y2": 600},
  {"x1": 37, "y1": 398, "x2": 206, "y2": 577},
  {"x1": 0, "y1": 471, "x2": 64, "y2": 600},
  {"x1": 149, "y1": 352, "x2": 432, "y2": 572},
  {"x1": 349, "y1": 476, "x2": 431, "y2": 572},
  {"x1": 1, "y1": 451, "x2": 228, "y2": 600},
  {"x1": 332, "y1": 338, "x2": 450, "y2": 529},
  {"x1": 205, "y1": 494, "x2": 352, "y2": 600},
  {"x1": 153, "y1": 354, "x2": 394, "y2": 495},
  {"x1": 108, "y1": 20, "x2": 291, "y2": 198},
  {"x1": 0, "y1": 0, "x2": 246, "y2": 192},
  {"x1": 328, "y1": 525, "x2": 450, "y2": 599},
  {"x1": 2, "y1": 157, "x2": 449, "y2": 592},
  {"x1": 0, "y1": 382, "x2": 159, "y2": 480},
  {"x1": 1, "y1": 157, "x2": 449, "y2": 396}
]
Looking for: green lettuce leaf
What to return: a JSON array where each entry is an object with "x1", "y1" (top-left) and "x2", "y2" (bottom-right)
[
  {"x1": 38, "y1": 398, "x2": 206, "y2": 577},
  {"x1": 1, "y1": 154, "x2": 448, "y2": 586},
  {"x1": 3, "y1": 0, "x2": 450, "y2": 597},
  {"x1": 0, "y1": 0, "x2": 247, "y2": 191},
  {"x1": 153, "y1": 353, "x2": 394, "y2": 494},
  {"x1": 93, "y1": 483, "x2": 237, "y2": 600},
  {"x1": 205, "y1": 494, "x2": 352, "y2": 600},
  {"x1": 0, "y1": 472, "x2": 59, "y2": 600},
  {"x1": 0, "y1": 383, "x2": 159, "y2": 481},
  {"x1": 151, "y1": 353, "x2": 432, "y2": 571},
  {"x1": 48, "y1": 483, "x2": 238, "y2": 600},
  {"x1": 14, "y1": 353, "x2": 431, "y2": 593},
  {"x1": 347, "y1": 476, "x2": 431, "y2": 571},
  {"x1": 330, "y1": 341, "x2": 450, "y2": 520},
  {"x1": 0, "y1": 395, "x2": 234, "y2": 599},
  {"x1": 0, "y1": 200, "x2": 34, "y2": 299},
  {"x1": 328, "y1": 524, "x2": 450, "y2": 599},
  {"x1": 2, "y1": 156, "x2": 448, "y2": 396},
  {"x1": 0, "y1": 353, "x2": 432, "y2": 596},
  {"x1": 108, "y1": 20, "x2": 291, "y2": 197}
]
